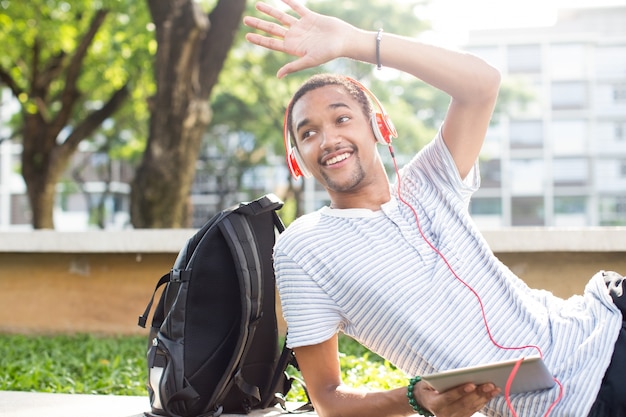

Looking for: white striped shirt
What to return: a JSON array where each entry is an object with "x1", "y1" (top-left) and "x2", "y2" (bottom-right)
[{"x1": 274, "y1": 131, "x2": 622, "y2": 416}]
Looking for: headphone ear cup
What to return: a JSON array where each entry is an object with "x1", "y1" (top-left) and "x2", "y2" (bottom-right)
[
  {"x1": 291, "y1": 147, "x2": 312, "y2": 178},
  {"x1": 284, "y1": 103, "x2": 311, "y2": 179},
  {"x1": 371, "y1": 113, "x2": 394, "y2": 145},
  {"x1": 346, "y1": 76, "x2": 398, "y2": 145}
]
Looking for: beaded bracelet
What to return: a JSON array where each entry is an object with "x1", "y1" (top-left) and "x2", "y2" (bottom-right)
[{"x1": 407, "y1": 376, "x2": 434, "y2": 416}]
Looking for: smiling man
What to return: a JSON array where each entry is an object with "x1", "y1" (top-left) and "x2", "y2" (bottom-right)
[
  {"x1": 243, "y1": 1, "x2": 626, "y2": 417},
  {"x1": 287, "y1": 78, "x2": 391, "y2": 208}
]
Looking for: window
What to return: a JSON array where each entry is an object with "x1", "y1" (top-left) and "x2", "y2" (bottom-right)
[
  {"x1": 512, "y1": 196, "x2": 544, "y2": 226},
  {"x1": 550, "y1": 120, "x2": 587, "y2": 155},
  {"x1": 613, "y1": 84, "x2": 626, "y2": 103},
  {"x1": 510, "y1": 120, "x2": 543, "y2": 150},
  {"x1": 553, "y1": 158, "x2": 588, "y2": 186},
  {"x1": 479, "y1": 158, "x2": 501, "y2": 188},
  {"x1": 554, "y1": 196, "x2": 588, "y2": 227},
  {"x1": 470, "y1": 198, "x2": 502, "y2": 215},
  {"x1": 510, "y1": 159, "x2": 544, "y2": 194},
  {"x1": 599, "y1": 196, "x2": 626, "y2": 226},
  {"x1": 595, "y1": 46, "x2": 626, "y2": 79},
  {"x1": 551, "y1": 81, "x2": 587, "y2": 110},
  {"x1": 554, "y1": 196, "x2": 586, "y2": 214},
  {"x1": 550, "y1": 43, "x2": 585, "y2": 80},
  {"x1": 507, "y1": 44, "x2": 541, "y2": 74}
]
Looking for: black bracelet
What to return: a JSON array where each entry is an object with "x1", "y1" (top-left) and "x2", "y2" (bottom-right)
[
  {"x1": 376, "y1": 28, "x2": 383, "y2": 70},
  {"x1": 407, "y1": 376, "x2": 434, "y2": 416}
]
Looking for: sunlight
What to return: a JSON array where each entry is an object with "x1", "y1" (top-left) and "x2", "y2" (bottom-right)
[{"x1": 421, "y1": 0, "x2": 626, "y2": 46}]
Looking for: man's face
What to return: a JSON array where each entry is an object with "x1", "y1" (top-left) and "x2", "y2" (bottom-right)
[{"x1": 291, "y1": 85, "x2": 379, "y2": 193}]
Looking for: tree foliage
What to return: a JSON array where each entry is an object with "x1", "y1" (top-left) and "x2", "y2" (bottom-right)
[{"x1": 0, "y1": 0, "x2": 153, "y2": 228}]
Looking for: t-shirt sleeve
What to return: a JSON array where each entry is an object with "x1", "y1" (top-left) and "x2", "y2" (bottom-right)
[
  {"x1": 402, "y1": 129, "x2": 480, "y2": 206},
  {"x1": 273, "y1": 247, "x2": 345, "y2": 348}
]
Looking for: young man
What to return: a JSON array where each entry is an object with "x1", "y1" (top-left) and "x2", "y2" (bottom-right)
[{"x1": 244, "y1": 1, "x2": 625, "y2": 416}]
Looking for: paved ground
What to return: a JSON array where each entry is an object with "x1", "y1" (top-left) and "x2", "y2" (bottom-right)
[{"x1": 0, "y1": 391, "x2": 316, "y2": 417}]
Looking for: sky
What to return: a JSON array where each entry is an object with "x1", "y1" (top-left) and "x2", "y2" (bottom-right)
[{"x1": 422, "y1": 0, "x2": 626, "y2": 46}]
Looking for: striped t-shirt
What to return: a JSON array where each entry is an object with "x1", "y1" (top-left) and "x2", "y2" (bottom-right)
[{"x1": 273, "y1": 131, "x2": 622, "y2": 416}]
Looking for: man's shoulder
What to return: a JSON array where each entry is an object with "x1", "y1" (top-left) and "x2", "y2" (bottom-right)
[
  {"x1": 287, "y1": 210, "x2": 323, "y2": 230},
  {"x1": 276, "y1": 211, "x2": 323, "y2": 246}
]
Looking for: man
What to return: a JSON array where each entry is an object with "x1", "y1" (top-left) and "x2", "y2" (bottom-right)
[{"x1": 243, "y1": 1, "x2": 625, "y2": 416}]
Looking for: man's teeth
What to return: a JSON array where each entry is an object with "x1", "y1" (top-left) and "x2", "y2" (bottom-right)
[{"x1": 326, "y1": 153, "x2": 350, "y2": 166}]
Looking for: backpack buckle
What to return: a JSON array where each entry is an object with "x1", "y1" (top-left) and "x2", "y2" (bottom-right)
[{"x1": 170, "y1": 269, "x2": 190, "y2": 282}]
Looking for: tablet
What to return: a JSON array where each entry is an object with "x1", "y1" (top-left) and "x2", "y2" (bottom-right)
[{"x1": 421, "y1": 355, "x2": 555, "y2": 395}]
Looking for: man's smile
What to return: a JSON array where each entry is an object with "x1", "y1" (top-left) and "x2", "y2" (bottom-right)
[{"x1": 324, "y1": 152, "x2": 352, "y2": 167}]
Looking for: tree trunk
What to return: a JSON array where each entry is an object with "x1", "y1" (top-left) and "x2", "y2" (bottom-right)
[
  {"x1": 2, "y1": 10, "x2": 129, "y2": 229},
  {"x1": 130, "y1": 0, "x2": 246, "y2": 228},
  {"x1": 19, "y1": 84, "x2": 128, "y2": 229},
  {"x1": 20, "y1": 113, "x2": 60, "y2": 229}
]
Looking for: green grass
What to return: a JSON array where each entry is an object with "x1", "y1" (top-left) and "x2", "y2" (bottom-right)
[
  {"x1": 0, "y1": 334, "x2": 147, "y2": 395},
  {"x1": 0, "y1": 334, "x2": 407, "y2": 401}
]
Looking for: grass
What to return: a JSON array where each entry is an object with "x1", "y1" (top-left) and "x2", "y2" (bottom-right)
[
  {"x1": 0, "y1": 334, "x2": 147, "y2": 396},
  {"x1": 0, "y1": 333, "x2": 407, "y2": 402}
]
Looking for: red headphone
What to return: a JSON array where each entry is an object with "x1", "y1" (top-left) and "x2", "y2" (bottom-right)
[{"x1": 283, "y1": 77, "x2": 398, "y2": 179}]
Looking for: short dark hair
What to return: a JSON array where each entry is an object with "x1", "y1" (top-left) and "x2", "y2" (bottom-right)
[{"x1": 285, "y1": 74, "x2": 374, "y2": 146}]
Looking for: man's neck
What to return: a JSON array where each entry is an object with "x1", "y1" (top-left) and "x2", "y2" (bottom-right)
[{"x1": 328, "y1": 188, "x2": 391, "y2": 210}]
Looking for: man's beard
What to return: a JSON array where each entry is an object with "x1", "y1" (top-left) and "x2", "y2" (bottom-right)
[{"x1": 321, "y1": 155, "x2": 366, "y2": 193}]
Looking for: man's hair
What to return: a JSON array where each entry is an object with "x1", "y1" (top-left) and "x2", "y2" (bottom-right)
[{"x1": 285, "y1": 74, "x2": 374, "y2": 146}]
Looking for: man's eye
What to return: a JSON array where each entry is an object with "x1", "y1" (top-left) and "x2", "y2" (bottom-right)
[
  {"x1": 338, "y1": 116, "x2": 350, "y2": 123},
  {"x1": 301, "y1": 130, "x2": 316, "y2": 140}
]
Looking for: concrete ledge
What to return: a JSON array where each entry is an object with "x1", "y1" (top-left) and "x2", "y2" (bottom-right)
[
  {"x1": 0, "y1": 391, "x2": 317, "y2": 417},
  {"x1": 481, "y1": 227, "x2": 626, "y2": 252},
  {"x1": 0, "y1": 230, "x2": 197, "y2": 253},
  {"x1": 1, "y1": 228, "x2": 624, "y2": 335},
  {"x1": 0, "y1": 227, "x2": 624, "y2": 253}
]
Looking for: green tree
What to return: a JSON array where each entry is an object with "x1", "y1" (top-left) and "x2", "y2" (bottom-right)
[
  {"x1": 0, "y1": 0, "x2": 153, "y2": 229},
  {"x1": 129, "y1": 0, "x2": 247, "y2": 228}
]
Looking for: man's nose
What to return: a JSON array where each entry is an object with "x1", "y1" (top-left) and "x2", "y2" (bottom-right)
[{"x1": 319, "y1": 126, "x2": 341, "y2": 149}]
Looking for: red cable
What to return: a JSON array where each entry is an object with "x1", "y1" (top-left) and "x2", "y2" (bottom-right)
[{"x1": 388, "y1": 145, "x2": 562, "y2": 416}]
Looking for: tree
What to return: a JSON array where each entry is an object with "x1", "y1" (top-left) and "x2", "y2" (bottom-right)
[
  {"x1": 0, "y1": 0, "x2": 152, "y2": 229},
  {"x1": 129, "y1": 0, "x2": 247, "y2": 228}
]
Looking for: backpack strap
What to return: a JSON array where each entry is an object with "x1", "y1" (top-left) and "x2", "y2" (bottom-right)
[
  {"x1": 211, "y1": 213, "x2": 264, "y2": 407},
  {"x1": 235, "y1": 193, "x2": 283, "y2": 216},
  {"x1": 137, "y1": 269, "x2": 192, "y2": 328},
  {"x1": 273, "y1": 210, "x2": 285, "y2": 233},
  {"x1": 268, "y1": 341, "x2": 314, "y2": 413}
]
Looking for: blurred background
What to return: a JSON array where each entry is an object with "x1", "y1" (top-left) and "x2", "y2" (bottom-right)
[{"x1": 0, "y1": 0, "x2": 624, "y2": 231}]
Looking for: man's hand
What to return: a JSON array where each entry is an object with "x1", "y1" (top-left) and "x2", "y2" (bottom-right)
[
  {"x1": 416, "y1": 380, "x2": 500, "y2": 417},
  {"x1": 243, "y1": 0, "x2": 354, "y2": 78}
]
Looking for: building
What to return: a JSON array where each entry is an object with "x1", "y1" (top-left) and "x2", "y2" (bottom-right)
[{"x1": 465, "y1": 6, "x2": 626, "y2": 227}]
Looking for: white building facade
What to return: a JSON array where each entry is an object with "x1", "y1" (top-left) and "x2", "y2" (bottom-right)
[{"x1": 466, "y1": 6, "x2": 626, "y2": 227}]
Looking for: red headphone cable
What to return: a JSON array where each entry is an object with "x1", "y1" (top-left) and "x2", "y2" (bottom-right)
[{"x1": 387, "y1": 144, "x2": 563, "y2": 416}]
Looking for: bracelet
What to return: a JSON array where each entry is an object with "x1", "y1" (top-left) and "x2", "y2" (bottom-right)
[
  {"x1": 407, "y1": 376, "x2": 434, "y2": 416},
  {"x1": 376, "y1": 28, "x2": 383, "y2": 70}
]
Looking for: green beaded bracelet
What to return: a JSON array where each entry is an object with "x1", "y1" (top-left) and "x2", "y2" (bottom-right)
[{"x1": 407, "y1": 376, "x2": 434, "y2": 416}]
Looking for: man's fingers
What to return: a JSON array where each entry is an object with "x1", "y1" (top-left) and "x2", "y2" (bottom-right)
[
  {"x1": 280, "y1": 0, "x2": 310, "y2": 19},
  {"x1": 277, "y1": 56, "x2": 315, "y2": 78},
  {"x1": 244, "y1": 33, "x2": 286, "y2": 53},
  {"x1": 256, "y1": 1, "x2": 300, "y2": 27},
  {"x1": 243, "y1": 16, "x2": 288, "y2": 38}
]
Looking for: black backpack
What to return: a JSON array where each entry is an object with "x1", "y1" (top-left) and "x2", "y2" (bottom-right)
[{"x1": 138, "y1": 194, "x2": 306, "y2": 417}]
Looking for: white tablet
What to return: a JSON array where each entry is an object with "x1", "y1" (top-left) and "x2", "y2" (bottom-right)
[{"x1": 421, "y1": 355, "x2": 555, "y2": 395}]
